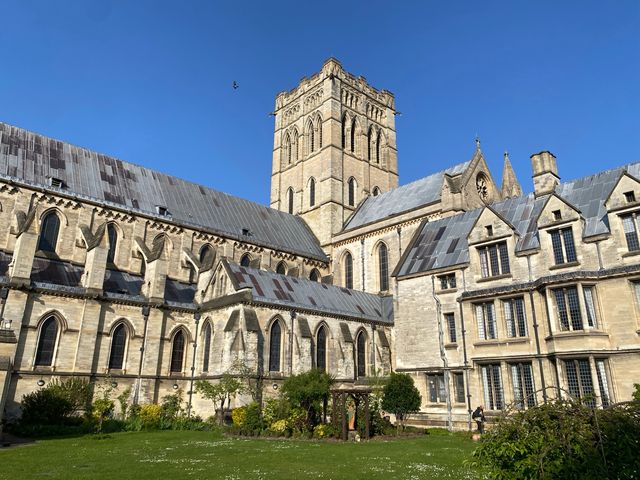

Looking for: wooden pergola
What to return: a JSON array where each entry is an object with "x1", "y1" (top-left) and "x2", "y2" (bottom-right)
[{"x1": 331, "y1": 387, "x2": 372, "y2": 441}]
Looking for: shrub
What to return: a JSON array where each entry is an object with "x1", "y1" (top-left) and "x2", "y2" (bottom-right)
[
  {"x1": 471, "y1": 398, "x2": 640, "y2": 480},
  {"x1": 281, "y1": 369, "x2": 333, "y2": 431},
  {"x1": 263, "y1": 397, "x2": 290, "y2": 425},
  {"x1": 241, "y1": 402, "x2": 264, "y2": 435},
  {"x1": 92, "y1": 398, "x2": 115, "y2": 433},
  {"x1": 232, "y1": 406, "x2": 247, "y2": 426},
  {"x1": 286, "y1": 407, "x2": 307, "y2": 433},
  {"x1": 313, "y1": 423, "x2": 333, "y2": 438},
  {"x1": 138, "y1": 403, "x2": 162, "y2": 428},
  {"x1": 116, "y1": 387, "x2": 132, "y2": 419},
  {"x1": 381, "y1": 372, "x2": 421, "y2": 431},
  {"x1": 269, "y1": 419, "x2": 288, "y2": 435},
  {"x1": 20, "y1": 388, "x2": 74, "y2": 426},
  {"x1": 48, "y1": 377, "x2": 93, "y2": 416}
]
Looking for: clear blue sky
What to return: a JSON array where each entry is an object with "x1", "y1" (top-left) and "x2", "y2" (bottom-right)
[{"x1": 1, "y1": 1, "x2": 638, "y2": 205}]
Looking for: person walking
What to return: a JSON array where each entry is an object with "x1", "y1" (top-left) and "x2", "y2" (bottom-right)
[{"x1": 472, "y1": 405, "x2": 486, "y2": 434}]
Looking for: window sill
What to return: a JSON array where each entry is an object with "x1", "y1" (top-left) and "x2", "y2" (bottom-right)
[
  {"x1": 622, "y1": 250, "x2": 640, "y2": 258},
  {"x1": 473, "y1": 337, "x2": 530, "y2": 347},
  {"x1": 477, "y1": 273, "x2": 512, "y2": 283},
  {"x1": 444, "y1": 343, "x2": 458, "y2": 349},
  {"x1": 265, "y1": 372, "x2": 285, "y2": 379},
  {"x1": 549, "y1": 261, "x2": 580, "y2": 271},
  {"x1": 33, "y1": 365, "x2": 55, "y2": 372},
  {"x1": 545, "y1": 330, "x2": 609, "y2": 341},
  {"x1": 437, "y1": 288, "x2": 458, "y2": 294}
]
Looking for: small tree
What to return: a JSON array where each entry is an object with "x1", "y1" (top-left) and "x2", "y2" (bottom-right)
[
  {"x1": 281, "y1": 369, "x2": 333, "y2": 431},
  {"x1": 381, "y1": 372, "x2": 421, "y2": 432},
  {"x1": 195, "y1": 373, "x2": 244, "y2": 425}
]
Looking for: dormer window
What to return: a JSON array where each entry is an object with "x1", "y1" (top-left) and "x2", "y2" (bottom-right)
[
  {"x1": 438, "y1": 273, "x2": 457, "y2": 290},
  {"x1": 156, "y1": 205, "x2": 169, "y2": 216},
  {"x1": 550, "y1": 227, "x2": 577, "y2": 265},
  {"x1": 485, "y1": 225, "x2": 493, "y2": 237},
  {"x1": 621, "y1": 213, "x2": 640, "y2": 252},
  {"x1": 552, "y1": 210, "x2": 562, "y2": 221},
  {"x1": 624, "y1": 191, "x2": 636, "y2": 203},
  {"x1": 478, "y1": 241, "x2": 510, "y2": 278},
  {"x1": 48, "y1": 177, "x2": 64, "y2": 188}
]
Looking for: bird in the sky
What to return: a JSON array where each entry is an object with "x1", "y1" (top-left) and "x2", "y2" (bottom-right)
[{"x1": 232, "y1": 81, "x2": 239, "y2": 90}]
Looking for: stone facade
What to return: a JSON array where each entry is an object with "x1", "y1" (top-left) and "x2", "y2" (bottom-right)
[{"x1": 0, "y1": 59, "x2": 638, "y2": 430}]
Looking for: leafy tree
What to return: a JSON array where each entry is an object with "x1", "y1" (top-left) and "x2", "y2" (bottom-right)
[
  {"x1": 280, "y1": 369, "x2": 333, "y2": 431},
  {"x1": 20, "y1": 388, "x2": 73, "y2": 425},
  {"x1": 47, "y1": 377, "x2": 93, "y2": 416},
  {"x1": 195, "y1": 373, "x2": 244, "y2": 425},
  {"x1": 381, "y1": 372, "x2": 421, "y2": 432},
  {"x1": 471, "y1": 398, "x2": 640, "y2": 480}
]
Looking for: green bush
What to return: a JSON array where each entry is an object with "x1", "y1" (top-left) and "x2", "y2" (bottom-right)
[
  {"x1": 281, "y1": 369, "x2": 333, "y2": 431},
  {"x1": 20, "y1": 388, "x2": 74, "y2": 426},
  {"x1": 262, "y1": 397, "x2": 290, "y2": 425},
  {"x1": 471, "y1": 398, "x2": 640, "y2": 480},
  {"x1": 138, "y1": 403, "x2": 162, "y2": 428},
  {"x1": 231, "y1": 406, "x2": 247, "y2": 426},
  {"x1": 241, "y1": 402, "x2": 264, "y2": 435},
  {"x1": 381, "y1": 372, "x2": 421, "y2": 431}
]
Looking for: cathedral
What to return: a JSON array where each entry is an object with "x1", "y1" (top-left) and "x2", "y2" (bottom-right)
[{"x1": 0, "y1": 58, "x2": 638, "y2": 429}]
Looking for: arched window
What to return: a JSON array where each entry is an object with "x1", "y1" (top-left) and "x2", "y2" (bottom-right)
[
  {"x1": 287, "y1": 188, "x2": 294, "y2": 214},
  {"x1": 372, "y1": 186, "x2": 381, "y2": 196},
  {"x1": 376, "y1": 130, "x2": 382, "y2": 164},
  {"x1": 344, "y1": 252, "x2": 353, "y2": 289},
  {"x1": 200, "y1": 244, "x2": 214, "y2": 266},
  {"x1": 240, "y1": 253, "x2": 251, "y2": 268},
  {"x1": 356, "y1": 331, "x2": 367, "y2": 378},
  {"x1": 292, "y1": 131, "x2": 299, "y2": 163},
  {"x1": 106, "y1": 223, "x2": 118, "y2": 265},
  {"x1": 350, "y1": 117, "x2": 357, "y2": 153},
  {"x1": 348, "y1": 178, "x2": 356, "y2": 207},
  {"x1": 170, "y1": 330, "x2": 186, "y2": 373},
  {"x1": 202, "y1": 322, "x2": 212, "y2": 372},
  {"x1": 38, "y1": 211, "x2": 60, "y2": 253},
  {"x1": 269, "y1": 321, "x2": 282, "y2": 372},
  {"x1": 108, "y1": 323, "x2": 127, "y2": 370},
  {"x1": 308, "y1": 121, "x2": 315, "y2": 154},
  {"x1": 309, "y1": 178, "x2": 316, "y2": 207},
  {"x1": 341, "y1": 114, "x2": 348, "y2": 149},
  {"x1": 284, "y1": 133, "x2": 291, "y2": 165},
  {"x1": 316, "y1": 325, "x2": 327, "y2": 372},
  {"x1": 276, "y1": 261, "x2": 287, "y2": 275},
  {"x1": 378, "y1": 243, "x2": 389, "y2": 291},
  {"x1": 35, "y1": 316, "x2": 58, "y2": 366},
  {"x1": 317, "y1": 117, "x2": 323, "y2": 148},
  {"x1": 309, "y1": 268, "x2": 320, "y2": 282}
]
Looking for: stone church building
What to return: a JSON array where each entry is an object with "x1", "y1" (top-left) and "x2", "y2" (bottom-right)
[{"x1": 0, "y1": 59, "x2": 638, "y2": 428}]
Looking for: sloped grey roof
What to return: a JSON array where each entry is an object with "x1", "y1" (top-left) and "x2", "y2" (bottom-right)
[
  {"x1": 395, "y1": 161, "x2": 640, "y2": 278},
  {"x1": 226, "y1": 260, "x2": 393, "y2": 324},
  {"x1": 342, "y1": 160, "x2": 471, "y2": 231},
  {"x1": 0, "y1": 122, "x2": 326, "y2": 262}
]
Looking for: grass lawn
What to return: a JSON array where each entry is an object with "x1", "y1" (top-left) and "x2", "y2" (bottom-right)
[{"x1": 0, "y1": 430, "x2": 486, "y2": 480}]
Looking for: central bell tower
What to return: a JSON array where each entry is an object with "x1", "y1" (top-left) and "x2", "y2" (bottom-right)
[{"x1": 270, "y1": 58, "x2": 399, "y2": 251}]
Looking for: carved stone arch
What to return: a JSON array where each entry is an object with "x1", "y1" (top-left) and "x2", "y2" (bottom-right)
[
  {"x1": 169, "y1": 325, "x2": 190, "y2": 373},
  {"x1": 275, "y1": 260, "x2": 287, "y2": 275},
  {"x1": 239, "y1": 252, "x2": 252, "y2": 267},
  {"x1": 341, "y1": 249, "x2": 354, "y2": 289},
  {"x1": 372, "y1": 240, "x2": 390, "y2": 292},
  {"x1": 168, "y1": 324, "x2": 192, "y2": 344},
  {"x1": 266, "y1": 314, "x2": 287, "y2": 334},
  {"x1": 267, "y1": 315, "x2": 286, "y2": 372},
  {"x1": 105, "y1": 220, "x2": 125, "y2": 239},
  {"x1": 199, "y1": 243, "x2": 216, "y2": 267},
  {"x1": 33, "y1": 310, "x2": 67, "y2": 367},
  {"x1": 36, "y1": 309, "x2": 69, "y2": 332},
  {"x1": 354, "y1": 327, "x2": 369, "y2": 378},
  {"x1": 152, "y1": 232, "x2": 173, "y2": 260},
  {"x1": 38, "y1": 206, "x2": 68, "y2": 228},
  {"x1": 305, "y1": 118, "x2": 315, "y2": 155},
  {"x1": 107, "y1": 317, "x2": 135, "y2": 337},
  {"x1": 314, "y1": 320, "x2": 332, "y2": 339}
]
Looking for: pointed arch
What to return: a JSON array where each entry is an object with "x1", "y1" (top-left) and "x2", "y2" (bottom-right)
[
  {"x1": 268, "y1": 317, "x2": 283, "y2": 372},
  {"x1": 316, "y1": 323, "x2": 328, "y2": 372},
  {"x1": 306, "y1": 118, "x2": 315, "y2": 155},
  {"x1": 316, "y1": 113, "x2": 323, "y2": 149},
  {"x1": 376, "y1": 129, "x2": 382, "y2": 164},
  {"x1": 350, "y1": 117, "x2": 358, "y2": 154},
  {"x1": 347, "y1": 177, "x2": 357, "y2": 207},
  {"x1": 37, "y1": 210, "x2": 61, "y2": 253},
  {"x1": 287, "y1": 187, "x2": 294, "y2": 214},
  {"x1": 341, "y1": 112, "x2": 349, "y2": 149},
  {"x1": 106, "y1": 222, "x2": 119, "y2": 265},
  {"x1": 367, "y1": 126, "x2": 374, "y2": 162},
  {"x1": 291, "y1": 128, "x2": 299, "y2": 163},
  {"x1": 199, "y1": 244, "x2": 214, "y2": 266},
  {"x1": 201, "y1": 319, "x2": 213, "y2": 372},
  {"x1": 275, "y1": 261, "x2": 287, "y2": 275},
  {"x1": 108, "y1": 322, "x2": 128, "y2": 370},
  {"x1": 376, "y1": 242, "x2": 389, "y2": 291},
  {"x1": 356, "y1": 329, "x2": 368, "y2": 378},
  {"x1": 170, "y1": 328, "x2": 187, "y2": 373},
  {"x1": 240, "y1": 253, "x2": 252, "y2": 268},
  {"x1": 309, "y1": 268, "x2": 321, "y2": 282},
  {"x1": 343, "y1": 251, "x2": 353, "y2": 289},
  {"x1": 283, "y1": 132, "x2": 292, "y2": 166},
  {"x1": 372, "y1": 186, "x2": 381, "y2": 196},
  {"x1": 34, "y1": 314, "x2": 60, "y2": 366},
  {"x1": 308, "y1": 177, "x2": 316, "y2": 207}
]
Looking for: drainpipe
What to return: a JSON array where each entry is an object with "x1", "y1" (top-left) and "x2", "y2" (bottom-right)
[
  {"x1": 458, "y1": 269, "x2": 472, "y2": 432},
  {"x1": 360, "y1": 238, "x2": 365, "y2": 292},
  {"x1": 432, "y1": 276, "x2": 452, "y2": 431},
  {"x1": 289, "y1": 310, "x2": 296, "y2": 375},
  {"x1": 134, "y1": 304, "x2": 151, "y2": 405},
  {"x1": 527, "y1": 257, "x2": 547, "y2": 403},
  {"x1": 187, "y1": 310, "x2": 201, "y2": 416}
]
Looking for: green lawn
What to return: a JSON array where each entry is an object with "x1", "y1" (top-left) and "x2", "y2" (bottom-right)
[{"x1": 0, "y1": 430, "x2": 486, "y2": 480}]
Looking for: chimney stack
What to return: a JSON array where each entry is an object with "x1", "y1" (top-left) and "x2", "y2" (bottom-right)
[{"x1": 530, "y1": 151, "x2": 559, "y2": 197}]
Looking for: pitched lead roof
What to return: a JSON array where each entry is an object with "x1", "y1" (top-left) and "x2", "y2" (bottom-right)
[
  {"x1": 0, "y1": 123, "x2": 327, "y2": 262},
  {"x1": 225, "y1": 260, "x2": 393, "y2": 324},
  {"x1": 342, "y1": 160, "x2": 471, "y2": 231},
  {"x1": 395, "y1": 162, "x2": 640, "y2": 278}
]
